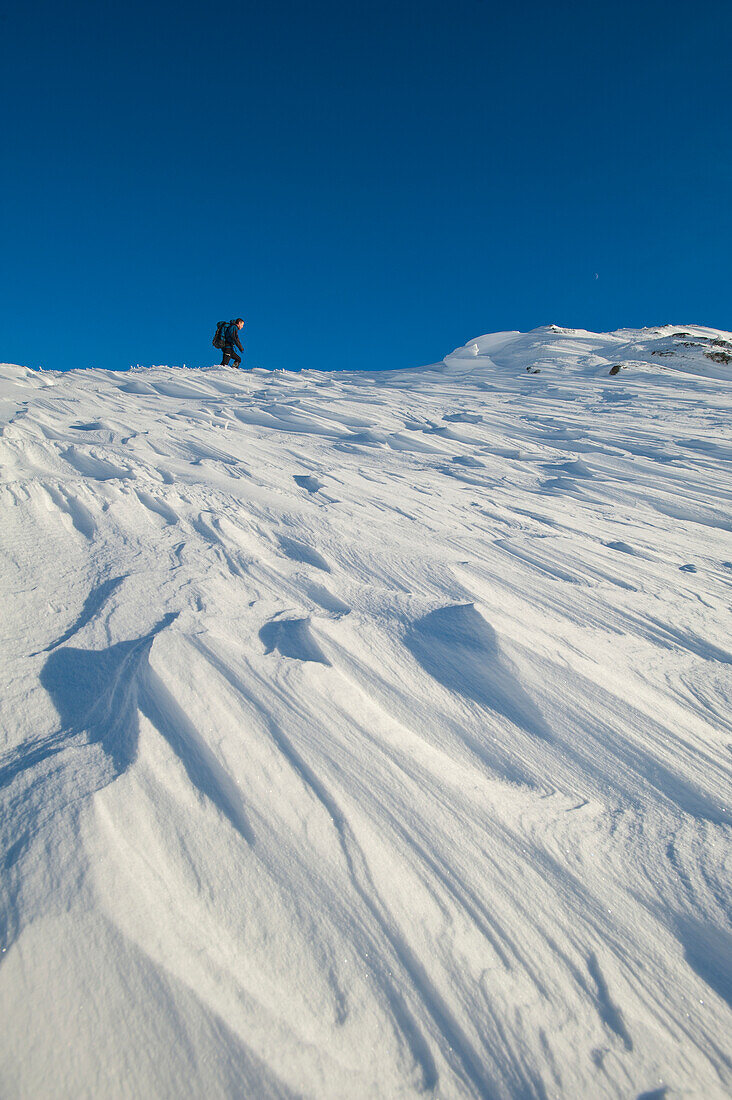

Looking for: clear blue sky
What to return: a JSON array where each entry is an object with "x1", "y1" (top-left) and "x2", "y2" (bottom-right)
[{"x1": 2, "y1": 0, "x2": 730, "y2": 372}]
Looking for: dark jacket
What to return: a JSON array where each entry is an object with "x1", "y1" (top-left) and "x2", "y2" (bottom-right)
[{"x1": 224, "y1": 321, "x2": 243, "y2": 351}]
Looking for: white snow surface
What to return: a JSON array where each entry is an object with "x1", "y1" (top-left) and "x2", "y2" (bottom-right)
[{"x1": 1, "y1": 324, "x2": 731, "y2": 1098}]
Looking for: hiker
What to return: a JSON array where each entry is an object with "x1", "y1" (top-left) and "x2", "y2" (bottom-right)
[{"x1": 214, "y1": 318, "x2": 245, "y2": 368}]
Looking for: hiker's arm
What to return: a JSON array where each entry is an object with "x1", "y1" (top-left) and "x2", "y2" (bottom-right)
[{"x1": 234, "y1": 333, "x2": 243, "y2": 351}]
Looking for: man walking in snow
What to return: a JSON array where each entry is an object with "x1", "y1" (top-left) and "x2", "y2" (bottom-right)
[{"x1": 221, "y1": 318, "x2": 245, "y2": 368}]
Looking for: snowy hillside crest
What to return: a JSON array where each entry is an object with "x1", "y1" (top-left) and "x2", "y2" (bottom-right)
[{"x1": 1, "y1": 325, "x2": 731, "y2": 1098}]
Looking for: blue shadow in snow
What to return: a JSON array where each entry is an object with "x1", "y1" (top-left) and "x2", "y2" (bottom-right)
[
  {"x1": 676, "y1": 917, "x2": 732, "y2": 1011},
  {"x1": 405, "y1": 604, "x2": 553, "y2": 742},
  {"x1": 36, "y1": 613, "x2": 179, "y2": 773},
  {"x1": 33, "y1": 575, "x2": 127, "y2": 655},
  {"x1": 260, "y1": 618, "x2": 330, "y2": 665},
  {"x1": 3, "y1": 610, "x2": 253, "y2": 879}
]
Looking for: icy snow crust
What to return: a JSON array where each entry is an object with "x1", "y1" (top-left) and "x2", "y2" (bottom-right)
[{"x1": 1, "y1": 325, "x2": 730, "y2": 1098}]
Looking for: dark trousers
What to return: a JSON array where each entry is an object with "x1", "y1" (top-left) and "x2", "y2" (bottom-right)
[{"x1": 222, "y1": 346, "x2": 241, "y2": 368}]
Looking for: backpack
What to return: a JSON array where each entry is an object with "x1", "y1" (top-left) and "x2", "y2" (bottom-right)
[{"x1": 212, "y1": 320, "x2": 229, "y2": 349}]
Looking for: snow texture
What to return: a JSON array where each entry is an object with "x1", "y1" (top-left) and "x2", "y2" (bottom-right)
[{"x1": 1, "y1": 324, "x2": 730, "y2": 1098}]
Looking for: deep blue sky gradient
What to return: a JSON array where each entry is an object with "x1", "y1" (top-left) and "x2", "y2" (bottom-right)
[{"x1": 2, "y1": 0, "x2": 730, "y2": 372}]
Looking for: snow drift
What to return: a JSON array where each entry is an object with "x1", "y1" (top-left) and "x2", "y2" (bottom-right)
[{"x1": 1, "y1": 325, "x2": 730, "y2": 1098}]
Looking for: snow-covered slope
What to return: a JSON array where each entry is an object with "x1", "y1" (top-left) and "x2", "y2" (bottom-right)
[{"x1": 1, "y1": 325, "x2": 730, "y2": 1098}]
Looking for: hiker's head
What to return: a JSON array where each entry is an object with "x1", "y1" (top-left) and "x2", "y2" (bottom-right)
[{"x1": 236, "y1": 318, "x2": 244, "y2": 330}]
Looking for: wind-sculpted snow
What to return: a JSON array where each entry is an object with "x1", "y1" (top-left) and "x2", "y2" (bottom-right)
[{"x1": 0, "y1": 325, "x2": 730, "y2": 1098}]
